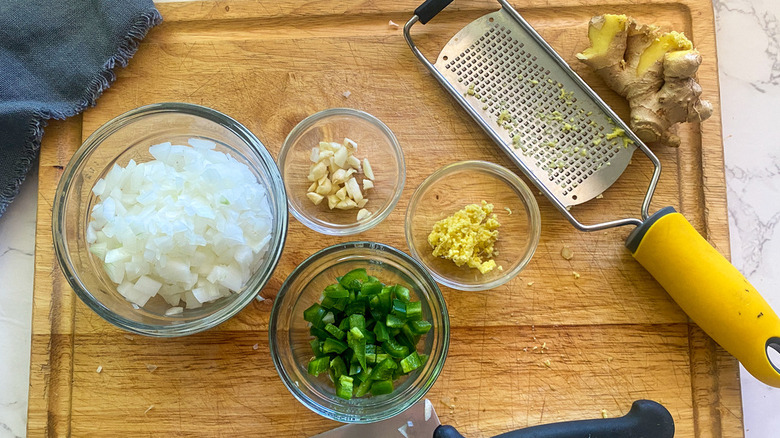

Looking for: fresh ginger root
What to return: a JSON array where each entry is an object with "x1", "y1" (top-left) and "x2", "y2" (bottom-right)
[{"x1": 576, "y1": 15, "x2": 713, "y2": 147}]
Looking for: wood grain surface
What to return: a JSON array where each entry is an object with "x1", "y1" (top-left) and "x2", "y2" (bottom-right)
[{"x1": 28, "y1": 0, "x2": 742, "y2": 436}]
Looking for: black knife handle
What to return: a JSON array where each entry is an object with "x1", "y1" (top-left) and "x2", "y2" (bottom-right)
[
  {"x1": 433, "y1": 425, "x2": 467, "y2": 438},
  {"x1": 433, "y1": 400, "x2": 674, "y2": 438},
  {"x1": 414, "y1": 0, "x2": 454, "y2": 24}
]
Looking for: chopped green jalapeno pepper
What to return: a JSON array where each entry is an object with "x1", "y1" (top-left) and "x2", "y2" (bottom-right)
[
  {"x1": 348, "y1": 331, "x2": 367, "y2": 369},
  {"x1": 310, "y1": 339, "x2": 323, "y2": 356},
  {"x1": 349, "y1": 363, "x2": 361, "y2": 376},
  {"x1": 304, "y1": 271, "x2": 433, "y2": 399},
  {"x1": 392, "y1": 299, "x2": 407, "y2": 318},
  {"x1": 303, "y1": 303, "x2": 327, "y2": 328},
  {"x1": 360, "y1": 281, "x2": 383, "y2": 296},
  {"x1": 324, "y1": 283, "x2": 349, "y2": 299},
  {"x1": 400, "y1": 352, "x2": 423, "y2": 374},
  {"x1": 330, "y1": 356, "x2": 347, "y2": 381},
  {"x1": 370, "y1": 357, "x2": 398, "y2": 380},
  {"x1": 336, "y1": 375, "x2": 354, "y2": 400},
  {"x1": 307, "y1": 356, "x2": 330, "y2": 377},
  {"x1": 324, "y1": 323, "x2": 345, "y2": 340},
  {"x1": 373, "y1": 321, "x2": 389, "y2": 342},
  {"x1": 409, "y1": 320, "x2": 432, "y2": 335},
  {"x1": 309, "y1": 326, "x2": 330, "y2": 340},
  {"x1": 322, "y1": 338, "x2": 348, "y2": 354},
  {"x1": 405, "y1": 301, "x2": 422, "y2": 321},
  {"x1": 383, "y1": 339, "x2": 409, "y2": 358},
  {"x1": 370, "y1": 380, "x2": 394, "y2": 396},
  {"x1": 355, "y1": 377, "x2": 374, "y2": 397},
  {"x1": 345, "y1": 301, "x2": 366, "y2": 316},
  {"x1": 386, "y1": 314, "x2": 405, "y2": 328},
  {"x1": 393, "y1": 285, "x2": 411, "y2": 303},
  {"x1": 339, "y1": 268, "x2": 369, "y2": 291},
  {"x1": 349, "y1": 314, "x2": 365, "y2": 331}
]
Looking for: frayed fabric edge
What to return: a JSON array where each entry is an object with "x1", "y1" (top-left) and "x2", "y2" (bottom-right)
[{"x1": 0, "y1": 8, "x2": 163, "y2": 217}]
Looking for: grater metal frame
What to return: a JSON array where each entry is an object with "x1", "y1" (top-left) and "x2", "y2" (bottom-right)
[{"x1": 404, "y1": 0, "x2": 663, "y2": 232}]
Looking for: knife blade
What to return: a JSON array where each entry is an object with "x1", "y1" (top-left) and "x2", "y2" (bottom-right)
[{"x1": 311, "y1": 399, "x2": 440, "y2": 438}]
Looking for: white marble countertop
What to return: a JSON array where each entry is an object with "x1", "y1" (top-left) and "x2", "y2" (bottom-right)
[{"x1": 1, "y1": 0, "x2": 778, "y2": 436}]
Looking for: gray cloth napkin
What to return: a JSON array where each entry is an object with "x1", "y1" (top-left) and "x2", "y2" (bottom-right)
[{"x1": 0, "y1": 0, "x2": 162, "y2": 216}]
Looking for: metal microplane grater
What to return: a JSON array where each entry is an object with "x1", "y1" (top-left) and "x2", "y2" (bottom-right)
[{"x1": 404, "y1": 0, "x2": 662, "y2": 231}]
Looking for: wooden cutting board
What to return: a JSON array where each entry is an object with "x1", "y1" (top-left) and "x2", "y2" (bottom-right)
[{"x1": 28, "y1": 0, "x2": 743, "y2": 436}]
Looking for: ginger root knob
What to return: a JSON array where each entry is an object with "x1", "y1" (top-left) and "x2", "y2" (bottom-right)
[{"x1": 576, "y1": 14, "x2": 712, "y2": 147}]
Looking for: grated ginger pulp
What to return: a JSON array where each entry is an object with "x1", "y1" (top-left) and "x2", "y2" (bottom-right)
[{"x1": 427, "y1": 201, "x2": 501, "y2": 274}]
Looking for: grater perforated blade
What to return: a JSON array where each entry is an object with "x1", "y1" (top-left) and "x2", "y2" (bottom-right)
[{"x1": 404, "y1": 0, "x2": 662, "y2": 231}]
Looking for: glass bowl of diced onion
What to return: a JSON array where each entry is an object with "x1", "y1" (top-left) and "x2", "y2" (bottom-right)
[
  {"x1": 277, "y1": 108, "x2": 405, "y2": 236},
  {"x1": 52, "y1": 102, "x2": 288, "y2": 336}
]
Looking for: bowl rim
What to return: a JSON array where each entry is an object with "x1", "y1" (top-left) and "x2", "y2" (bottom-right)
[
  {"x1": 277, "y1": 108, "x2": 406, "y2": 236},
  {"x1": 52, "y1": 102, "x2": 289, "y2": 337},
  {"x1": 268, "y1": 241, "x2": 450, "y2": 423},
  {"x1": 404, "y1": 160, "x2": 541, "y2": 291}
]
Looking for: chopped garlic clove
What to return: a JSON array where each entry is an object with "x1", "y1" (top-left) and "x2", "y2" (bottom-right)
[
  {"x1": 363, "y1": 158, "x2": 375, "y2": 180},
  {"x1": 357, "y1": 198, "x2": 368, "y2": 208},
  {"x1": 336, "y1": 187, "x2": 347, "y2": 201},
  {"x1": 344, "y1": 138, "x2": 357, "y2": 152},
  {"x1": 357, "y1": 208, "x2": 371, "y2": 221},
  {"x1": 346, "y1": 155, "x2": 361, "y2": 170},
  {"x1": 336, "y1": 199, "x2": 358, "y2": 210},
  {"x1": 317, "y1": 150, "x2": 334, "y2": 162},
  {"x1": 310, "y1": 147, "x2": 320, "y2": 163},
  {"x1": 307, "y1": 192, "x2": 325, "y2": 205},
  {"x1": 345, "y1": 177, "x2": 363, "y2": 202},
  {"x1": 308, "y1": 161, "x2": 328, "y2": 181},
  {"x1": 333, "y1": 146, "x2": 348, "y2": 167},
  {"x1": 327, "y1": 194, "x2": 339, "y2": 209},
  {"x1": 315, "y1": 177, "x2": 332, "y2": 195},
  {"x1": 331, "y1": 168, "x2": 348, "y2": 185},
  {"x1": 363, "y1": 179, "x2": 374, "y2": 190},
  {"x1": 328, "y1": 158, "x2": 340, "y2": 174},
  {"x1": 319, "y1": 141, "x2": 336, "y2": 152},
  {"x1": 307, "y1": 182, "x2": 317, "y2": 192}
]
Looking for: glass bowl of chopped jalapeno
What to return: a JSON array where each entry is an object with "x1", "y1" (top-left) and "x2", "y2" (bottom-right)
[
  {"x1": 405, "y1": 160, "x2": 541, "y2": 291},
  {"x1": 268, "y1": 241, "x2": 449, "y2": 423}
]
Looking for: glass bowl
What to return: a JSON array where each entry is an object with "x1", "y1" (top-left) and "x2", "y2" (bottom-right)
[
  {"x1": 277, "y1": 108, "x2": 405, "y2": 235},
  {"x1": 52, "y1": 102, "x2": 288, "y2": 336},
  {"x1": 269, "y1": 242, "x2": 449, "y2": 423},
  {"x1": 405, "y1": 160, "x2": 541, "y2": 291}
]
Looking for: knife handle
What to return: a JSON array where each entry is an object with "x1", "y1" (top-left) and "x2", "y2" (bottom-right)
[{"x1": 433, "y1": 400, "x2": 674, "y2": 438}]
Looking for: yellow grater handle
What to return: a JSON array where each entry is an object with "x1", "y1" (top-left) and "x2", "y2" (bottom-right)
[{"x1": 628, "y1": 208, "x2": 780, "y2": 387}]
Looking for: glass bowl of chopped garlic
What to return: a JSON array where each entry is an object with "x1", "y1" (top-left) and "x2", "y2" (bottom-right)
[
  {"x1": 405, "y1": 161, "x2": 541, "y2": 291},
  {"x1": 278, "y1": 108, "x2": 405, "y2": 235},
  {"x1": 52, "y1": 103, "x2": 288, "y2": 336}
]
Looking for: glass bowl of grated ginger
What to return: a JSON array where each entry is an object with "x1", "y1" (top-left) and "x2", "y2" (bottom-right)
[{"x1": 405, "y1": 160, "x2": 541, "y2": 291}]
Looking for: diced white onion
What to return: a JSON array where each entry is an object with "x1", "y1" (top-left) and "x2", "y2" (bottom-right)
[{"x1": 87, "y1": 140, "x2": 274, "y2": 311}]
